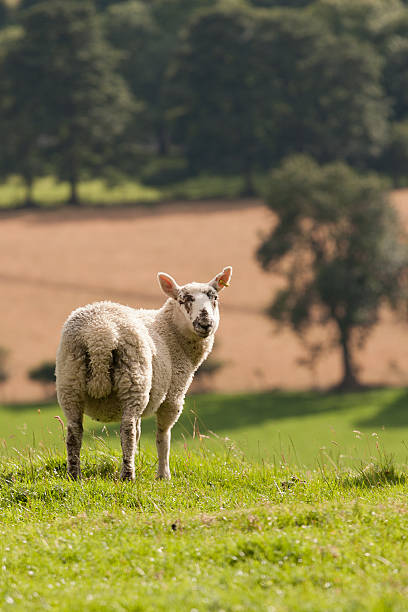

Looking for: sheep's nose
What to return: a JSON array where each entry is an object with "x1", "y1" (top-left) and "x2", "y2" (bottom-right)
[{"x1": 200, "y1": 322, "x2": 212, "y2": 331}]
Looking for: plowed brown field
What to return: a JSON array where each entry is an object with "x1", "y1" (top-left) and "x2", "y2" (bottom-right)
[{"x1": 1, "y1": 193, "x2": 408, "y2": 402}]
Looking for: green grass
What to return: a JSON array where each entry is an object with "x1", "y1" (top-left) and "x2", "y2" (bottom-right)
[
  {"x1": 2, "y1": 387, "x2": 408, "y2": 469},
  {"x1": 2, "y1": 388, "x2": 408, "y2": 610},
  {"x1": 0, "y1": 176, "x2": 161, "y2": 208},
  {"x1": 0, "y1": 173, "x2": 266, "y2": 208}
]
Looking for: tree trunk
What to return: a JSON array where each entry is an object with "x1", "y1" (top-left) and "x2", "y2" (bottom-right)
[
  {"x1": 67, "y1": 156, "x2": 80, "y2": 206},
  {"x1": 157, "y1": 122, "x2": 169, "y2": 157},
  {"x1": 68, "y1": 176, "x2": 80, "y2": 206},
  {"x1": 23, "y1": 174, "x2": 35, "y2": 208},
  {"x1": 337, "y1": 325, "x2": 360, "y2": 390},
  {"x1": 241, "y1": 157, "x2": 256, "y2": 197}
]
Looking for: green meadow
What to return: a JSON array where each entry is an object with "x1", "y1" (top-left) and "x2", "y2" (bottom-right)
[
  {"x1": 0, "y1": 174, "x2": 250, "y2": 208},
  {"x1": 2, "y1": 388, "x2": 408, "y2": 469},
  {"x1": 1, "y1": 388, "x2": 408, "y2": 611}
]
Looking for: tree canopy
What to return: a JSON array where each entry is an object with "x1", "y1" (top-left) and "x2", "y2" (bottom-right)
[
  {"x1": 14, "y1": 0, "x2": 133, "y2": 204},
  {"x1": 1, "y1": 0, "x2": 408, "y2": 197},
  {"x1": 257, "y1": 155, "x2": 408, "y2": 388}
]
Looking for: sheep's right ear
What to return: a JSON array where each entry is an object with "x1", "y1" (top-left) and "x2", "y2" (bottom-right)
[
  {"x1": 157, "y1": 272, "x2": 180, "y2": 299},
  {"x1": 209, "y1": 266, "x2": 233, "y2": 292}
]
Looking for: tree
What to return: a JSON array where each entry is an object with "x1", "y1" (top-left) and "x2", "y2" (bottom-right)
[
  {"x1": 310, "y1": 0, "x2": 403, "y2": 43},
  {"x1": 28, "y1": 361, "x2": 56, "y2": 398},
  {"x1": 257, "y1": 155, "x2": 408, "y2": 389},
  {"x1": 251, "y1": 10, "x2": 389, "y2": 167},
  {"x1": 0, "y1": 1, "x2": 8, "y2": 28},
  {"x1": 170, "y1": 5, "x2": 263, "y2": 193},
  {"x1": 0, "y1": 25, "x2": 47, "y2": 206},
  {"x1": 17, "y1": 1, "x2": 133, "y2": 205},
  {"x1": 171, "y1": 6, "x2": 389, "y2": 190},
  {"x1": 379, "y1": 121, "x2": 408, "y2": 186},
  {"x1": 249, "y1": 0, "x2": 312, "y2": 6},
  {"x1": 105, "y1": 0, "x2": 215, "y2": 160},
  {"x1": 380, "y1": 9, "x2": 408, "y2": 122}
]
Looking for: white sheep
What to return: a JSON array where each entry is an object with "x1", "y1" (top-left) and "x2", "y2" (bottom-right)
[{"x1": 55, "y1": 267, "x2": 232, "y2": 480}]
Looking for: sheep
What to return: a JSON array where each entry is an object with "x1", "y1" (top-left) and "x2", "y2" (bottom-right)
[{"x1": 55, "y1": 266, "x2": 232, "y2": 481}]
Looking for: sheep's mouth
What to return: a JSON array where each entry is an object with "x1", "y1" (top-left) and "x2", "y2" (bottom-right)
[{"x1": 193, "y1": 322, "x2": 213, "y2": 338}]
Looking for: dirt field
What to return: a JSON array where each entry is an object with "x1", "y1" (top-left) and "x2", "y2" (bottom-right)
[{"x1": 1, "y1": 193, "x2": 408, "y2": 402}]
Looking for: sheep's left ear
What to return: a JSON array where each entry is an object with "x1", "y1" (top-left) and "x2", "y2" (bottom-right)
[
  {"x1": 209, "y1": 266, "x2": 232, "y2": 292},
  {"x1": 157, "y1": 272, "x2": 180, "y2": 299}
]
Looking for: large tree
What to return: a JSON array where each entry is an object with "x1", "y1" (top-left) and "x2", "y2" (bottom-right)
[
  {"x1": 171, "y1": 6, "x2": 389, "y2": 189},
  {"x1": 105, "y1": 0, "x2": 215, "y2": 160},
  {"x1": 257, "y1": 155, "x2": 408, "y2": 389},
  {"x1": 0, "y1": 25, "x2": 47, "y2": 205},
  {"x1": 170, "y1": 5, "x2": 264, "y2": 193},
  {"x1": 16, "y1": 0, "x2": 133, "y2": 205}
]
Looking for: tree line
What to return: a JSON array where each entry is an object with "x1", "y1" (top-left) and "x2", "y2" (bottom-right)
[{"x1": 1, "y1": 0, "x2": 408, "y2": 204}]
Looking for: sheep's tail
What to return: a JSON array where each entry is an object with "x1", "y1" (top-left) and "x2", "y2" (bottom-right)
[{"x1": 82, "y1": 323, "x2": 119, "y2": 399}]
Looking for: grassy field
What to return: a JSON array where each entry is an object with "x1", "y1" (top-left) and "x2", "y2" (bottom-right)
[
  {"x1": 0, "y1": 174, "x2": 249, "y2": 208},
  {"x1": 2, "y1": 388, "x2": 408, "y2": 468},
  {"x1": 1, "y1": 388, "x2": 408, "y2": 610}
]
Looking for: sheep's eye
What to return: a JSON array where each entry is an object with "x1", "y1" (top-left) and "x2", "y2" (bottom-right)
[{"x1": 180, "y1": 293, "x2": 194, "y2": 305}]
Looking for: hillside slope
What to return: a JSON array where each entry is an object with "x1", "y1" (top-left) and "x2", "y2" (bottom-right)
[{"x1": 1, "y1": 194, "x2": 408, "y2": 401}]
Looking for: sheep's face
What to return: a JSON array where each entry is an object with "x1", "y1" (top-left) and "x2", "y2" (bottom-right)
[
  {"x1": 158, "y1": 267, "x2": 232, "y2": 339},
  {"x1": 177, "y1": 284, "x2": 219, "y2": 338}
]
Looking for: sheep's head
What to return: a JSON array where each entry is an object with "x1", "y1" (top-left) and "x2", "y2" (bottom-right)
[{"x1": 158, "y1": 267, "x2": 232, "y2": 338}]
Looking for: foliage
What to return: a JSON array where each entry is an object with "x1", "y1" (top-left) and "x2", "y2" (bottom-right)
[
  {"x1": 139, "y1": 156, "x2": 190, "y2": 186},
  {"x1": 28, "y1": 361, "x2": 55, "y2": 385},
  {"x1": 28, "y1": 361, "x2": 55, "y2": 399},
  {"x1": 310, "y1": 0, "x2": 404, "y2": 43},
  {"x1": 0, "y1": 23, "x2": 46, "y2": 205},
  {"x1": 381, "y1": 9, "x2": 408, "y2": 122},
  {"x1": 2, "y1": 0, "x2": 408, "y2": 194},
  {"x1": 171, "y1": 5, "x2": 267, "y2": 193},
  {"x1": 0, "y1": 1, "x2": 8, "y2": 27},
  {"x1": 105, "y1": 0, "x2": 216, "y2": 161},
  {"x1": 379, "y1": 120, "x2": 408, "y2": 186},
  {"x1": 171, "y1": 4, "x2": 389, "y2": 194},
  {"x1": 253, "y1": 10, "x2": 389, "y2": 166},
  {"x1": 257, "y1": 155, "x2": 408, "y2": 388},
  {"x1": 13, "y1": 0, "x2": 133, "y2": 205}
]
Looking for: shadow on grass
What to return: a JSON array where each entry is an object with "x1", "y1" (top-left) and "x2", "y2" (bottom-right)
[
  {"x1": 355, "y1": 389, "x2": 408, "y2": 429},
  {"x1": 82, "y1": 388, "x2": 402, "y2": 440},
  {"x1": 2, "y1": 388, "x2": 406, "y2": 443},
  {"x1": 0, "y1": 399, "x2": 58, "y2": 412}
]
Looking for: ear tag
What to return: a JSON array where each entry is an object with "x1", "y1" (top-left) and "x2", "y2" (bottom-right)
[{"x1": 219, "y1": 279, "x2": 230, "y2": 288}]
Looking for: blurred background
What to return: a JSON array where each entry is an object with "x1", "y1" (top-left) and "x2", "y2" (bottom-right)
[{"x1": 1, "y1": 0, "x2": 408, "y2": 406}]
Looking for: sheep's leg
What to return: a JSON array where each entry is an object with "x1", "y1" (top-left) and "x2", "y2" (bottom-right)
[
  {"x1": 66, "y1": 416, "x2": 84, "y2": 480},
  {"x1": 120, "y1": 415, "x2": 137, "y2": 481},
  {"x1": 156, "y1": 402, "x2": 182, "y2": 480},
  {"x1": 118, "y1": 391, "x2": 147, "y2": 481},
  {"x1": 135, "y1": 417, "x2": 141, "y2": 450}
]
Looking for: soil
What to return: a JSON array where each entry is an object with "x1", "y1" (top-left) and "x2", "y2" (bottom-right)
[{"x1": 1, "y1": 193, "x2": 408, "y2": 402}]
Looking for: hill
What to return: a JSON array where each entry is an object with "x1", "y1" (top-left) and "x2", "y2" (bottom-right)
[{"x1": 1, "y1": 193, "x2": 408, "y2": 401}]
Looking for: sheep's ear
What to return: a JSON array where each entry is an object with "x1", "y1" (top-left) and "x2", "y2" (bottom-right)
[
  {"x1": 209, "y1": 266, "x2": 233, "y2": 292},
  {"x1": 157, "y1": 272, "x2": 180, "y2": 299}
]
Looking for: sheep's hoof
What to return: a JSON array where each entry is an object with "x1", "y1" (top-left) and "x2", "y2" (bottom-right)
[
  {"x1": 120, "y1": 469, "x2": 135, "y2": 481},
  {"x1": 67, "y1": 469, "x2": 81, "y2": 481},
  {"x1": 156, "y1": 471, "x2": 171, "y2": 481}
]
